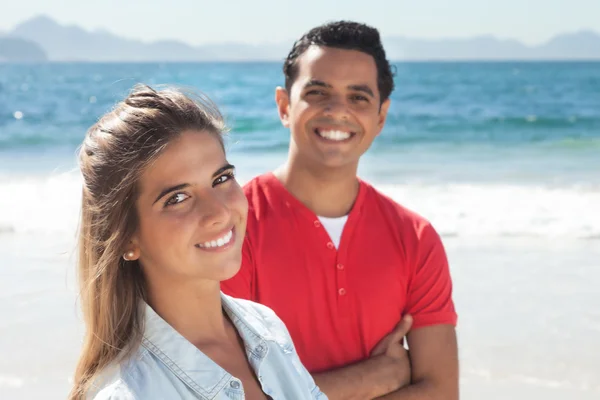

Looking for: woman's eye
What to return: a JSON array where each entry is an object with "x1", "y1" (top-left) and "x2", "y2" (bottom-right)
[
  {"x1": 164, "y1": 193, "x2": 189, "y2": 207},
  {"x1": 213, "y1": 172, "x2": 235, "y2": 186}
]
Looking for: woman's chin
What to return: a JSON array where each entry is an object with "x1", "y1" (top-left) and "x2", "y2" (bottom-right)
[{"x1": 216, "y1": 260, "x2": 243, "y2": 283}]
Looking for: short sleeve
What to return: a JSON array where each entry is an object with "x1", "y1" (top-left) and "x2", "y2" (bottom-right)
[{"x1": 405, "y1": 222, "x2": 458, "y2": 329}]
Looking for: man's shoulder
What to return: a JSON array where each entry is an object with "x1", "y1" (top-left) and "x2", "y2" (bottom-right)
[
  {"x1": 242, "y1": 173, "x2": 286, "y2": 220},
  {"x1": 361, "y1": 179, "x2": 433, "y2": 231},
  {"x1": 243, "y1": 172, "x2": 276, "y2": 198}
]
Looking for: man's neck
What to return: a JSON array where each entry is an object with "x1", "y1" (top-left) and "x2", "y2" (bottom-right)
[{"x1": 273, "y1": 157, "x2": 360, "y2": 218}]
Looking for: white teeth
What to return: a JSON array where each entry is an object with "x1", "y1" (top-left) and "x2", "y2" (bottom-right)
[
  {"x1": 318, "y1": 129, "x2": 351, "y2": 141},
  {"x1": 197, "y1": 229, "x2": 233, "y2": 248}
]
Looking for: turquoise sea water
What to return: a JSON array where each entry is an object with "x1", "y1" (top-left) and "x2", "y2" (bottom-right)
[{"x1": 1, "y1": 61, "x2": 599, "y2": 238}]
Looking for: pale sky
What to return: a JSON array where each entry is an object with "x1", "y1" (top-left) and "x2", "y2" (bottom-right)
[{"x1": 1, "y1": 0, "x2": 598, "y2": 46}]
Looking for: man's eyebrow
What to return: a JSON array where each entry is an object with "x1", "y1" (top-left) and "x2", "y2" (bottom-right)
[
  {"x1": 348, "y1": 84, "x2": 375, "y2": 98},
  {"x1": 303, "y1": 79, "x2": 333, "y2": 89}
]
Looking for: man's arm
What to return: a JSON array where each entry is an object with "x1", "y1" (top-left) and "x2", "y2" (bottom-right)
[
  {"x1": 312, "y1": 323, "x2": 458, "y2": 400},
  {"x1": 313, "y1": 316, "x2": 414, "y2": 400},
  {"x1": 315, "y1": 221, "x2": 459, "y2": 400},
  {"x1": 375, "y1": 221, "x2": 459, "y2": 399},
  {"x1": 313, "y1": 355, "x2": 403, "y2": 400},
  {"x1": 376, "y1": 324, "x2": 459, "y2": 400}
]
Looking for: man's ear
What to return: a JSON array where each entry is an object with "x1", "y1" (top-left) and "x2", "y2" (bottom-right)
[
  {"x1": 376, "y1": 98, "x2": 391, "y2": 136},
  {"x1": 275, "y1": 86, "x2": 291, "y2": 128}
]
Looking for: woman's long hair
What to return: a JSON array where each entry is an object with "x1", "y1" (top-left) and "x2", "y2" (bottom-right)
[{"x1": 69, "y1": 84, "x2": 226, "y2": 399}]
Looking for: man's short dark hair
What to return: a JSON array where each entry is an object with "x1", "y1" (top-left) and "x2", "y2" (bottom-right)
[{"x1": 283, "y1": 21, "x2": 395, "y2": 104}]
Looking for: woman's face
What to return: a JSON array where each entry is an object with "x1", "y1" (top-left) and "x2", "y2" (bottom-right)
[{"x1": 128, "y1": 130, "x2": 248, "y2": 285}]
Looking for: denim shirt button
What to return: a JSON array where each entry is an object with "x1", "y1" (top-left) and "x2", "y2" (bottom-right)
[{"x1": 230, "y1": 380, "x2": 241, "y2": 389}]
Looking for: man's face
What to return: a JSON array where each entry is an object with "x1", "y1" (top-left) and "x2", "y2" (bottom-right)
[{"x1": 277, "y1": 45, "x2": 390, "y2": 170}]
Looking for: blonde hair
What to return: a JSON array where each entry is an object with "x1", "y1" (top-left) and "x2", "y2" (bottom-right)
[{"x1": 70, "y1": 84, "x2": 226, "y2": 399}]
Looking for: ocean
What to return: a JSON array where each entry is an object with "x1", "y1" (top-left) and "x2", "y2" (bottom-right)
[{"x1": 1, "y1": 61, "x2": 599, "y2": 399}]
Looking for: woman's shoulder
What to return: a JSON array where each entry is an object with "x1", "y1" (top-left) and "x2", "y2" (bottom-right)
[
  {"x1": 85, "y1": 349, "x2": 152, "y2": 400},
  {"x1": 226, "y1": 294, "x2": 278, "y2": 320},
  {"x1": 222, "y1": 294, "x2": 293, "y2": 345},
  {"x1": 86, "y1": 362, "x2": 134, "y2": 400},
  {"x1": 88, "y1": 378, "x2": 135, "y2": 400}
]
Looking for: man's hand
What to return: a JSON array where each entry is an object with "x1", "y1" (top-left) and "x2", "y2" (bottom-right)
[
  {"x1": 371, "y1": 314, "x2": 413, "y2": 357},
  {"x1": 369, "y1": 314, "x2": 413, "y2": 394}
]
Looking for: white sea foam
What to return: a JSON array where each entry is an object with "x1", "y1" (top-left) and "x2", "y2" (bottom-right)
[
  {"x1": 0, "y1": 170, "x2": 82, "y2": 236},
  {"x1": 1, "y1": 172, "x2": 598, "y2": 240},
  {"x1": 376, "y1": 183, "x2": 600, "y2": 240}
]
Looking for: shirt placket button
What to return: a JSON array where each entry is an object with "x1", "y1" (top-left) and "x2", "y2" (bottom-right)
[{"x1": 256, "y1": 344, "x2": 266, "y2": 357}]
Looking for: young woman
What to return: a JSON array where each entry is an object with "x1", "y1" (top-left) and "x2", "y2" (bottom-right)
[{"x1": 69, "y1": 85, "x2": 326, "y2": 400}]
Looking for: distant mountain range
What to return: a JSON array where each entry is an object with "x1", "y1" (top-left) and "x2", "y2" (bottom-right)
[
  {"x1": 0, "y1": 37, "x2": 47, "y2": 62},
  {"x1": 1, "y1": 15, "x2": 599, "y2": 62}
]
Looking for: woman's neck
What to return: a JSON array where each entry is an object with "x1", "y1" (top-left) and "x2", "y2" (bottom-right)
[{"x1": 145, "y1": 278, "x2": 230, "y2": 346}]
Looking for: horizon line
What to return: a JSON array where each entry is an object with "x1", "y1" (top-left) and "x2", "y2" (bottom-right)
[{"x1": 3, "y1": 14, "x2": 599, "y2": 48}]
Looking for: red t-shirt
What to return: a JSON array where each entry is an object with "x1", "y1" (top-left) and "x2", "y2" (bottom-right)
[{"x1": 222, "y1": 173, "x2": 457, "y2": 373}]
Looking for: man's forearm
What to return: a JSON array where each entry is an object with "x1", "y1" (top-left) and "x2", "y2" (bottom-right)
[
  {"x1": 313, "y1": 355, "x2": 408, "y2": 400},
  {"x1": 376, "y1": 324, "x2": 459, "y2": 400}
]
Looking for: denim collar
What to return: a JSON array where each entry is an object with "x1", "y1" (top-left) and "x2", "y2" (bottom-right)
[{"x1": 140, "y1": 293, "x2": 286, "y2": 398}]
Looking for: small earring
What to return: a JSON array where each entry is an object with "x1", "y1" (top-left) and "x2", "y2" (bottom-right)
[{"x1": 123, "y1": 250, "x2": 135, "y2": 261}]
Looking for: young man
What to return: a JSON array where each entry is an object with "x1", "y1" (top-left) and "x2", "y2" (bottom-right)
[{"x1": 222, "y1": 21, "x2": 459, "y2": 399}]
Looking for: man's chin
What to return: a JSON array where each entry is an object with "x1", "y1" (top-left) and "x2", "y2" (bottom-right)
[{"x1": 312, "y1": 149, "x2": 357, "y2": 165}]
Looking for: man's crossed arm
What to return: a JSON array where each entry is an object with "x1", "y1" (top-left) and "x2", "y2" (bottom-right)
[{"x1": 313, "y1": 316, "x2": 459, "y2": 400}]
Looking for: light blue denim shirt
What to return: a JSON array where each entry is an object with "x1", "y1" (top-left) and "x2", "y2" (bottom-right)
[{"x1": 88, "y1": 293, "x2": 326, "y2": 399}]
